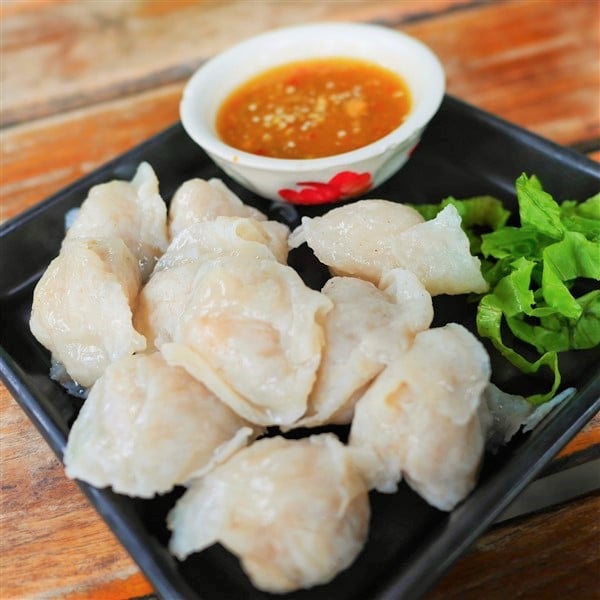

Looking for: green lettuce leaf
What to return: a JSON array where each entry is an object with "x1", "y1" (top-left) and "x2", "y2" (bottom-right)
[
  {"x1": 504, "y1": 290, "x2": 600, "y2": 353},
  {"x1": 558, "y1": 194, "x2": 600, "y2": 243},
  {"x1": 516, "y1": 174, "x2": 565, "y2": 240},
  {"x1": 571, "y1": 291, "x2": 600, "y2": 349},
  {"x1": 476, "y1": 294, "x2": 561, "y2": 404},
  {"x1": 540, "y1": 231, "x2": 600, "y2": 319},
  {"x1": 418, "y1": 174, "x2": 599, "y2": 404},
  {"x1": 410, "y1": 195, "x2": 510, "y2": 228},
  {"x1": 560, "y1": 192, "x2": 600, "y2": 220},
  {"x1": 481, "y1": 226, "x2": 552, "y2": 260}
]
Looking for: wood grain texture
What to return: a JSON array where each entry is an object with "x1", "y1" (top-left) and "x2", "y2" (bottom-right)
[
  {"x1": 557, "y1": 411, "x2": 600, "y2": 459},
  {"x1": 1, "y1": 83, "x2": 183, "y2": 223},
  {"x1": 429, "y1": 491, "x2": 600, "y2": 599},
  {"x1": 590, "y1": 149, "x2": 600, "y2": 162},
  {"x1": 412, "y1": 0, "x2": 600, "y2": 144},
  {"x1": 0, "y1": 386, "x2": 151, "y2": 600},
  {"x1": 1, "y1": 1, "x2": 599, "y2": 599},
  {"x1": 0, "y1": 0, "x2": 468, "y2": 126},
  {"x1": 1, "y1": 0, "x2": 597, "y2": 144},
  {"x1": 2, "y1": 0, "x2": 599, "y2": 225}
]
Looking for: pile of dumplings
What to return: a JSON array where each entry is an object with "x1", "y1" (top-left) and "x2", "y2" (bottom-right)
[{"x1": 29, "y1": 162, "x2": 519, "y2": 593}]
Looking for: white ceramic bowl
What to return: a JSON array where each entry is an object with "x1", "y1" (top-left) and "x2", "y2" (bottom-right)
[{"x1": 180, "y1": 23, "x2": 445, "y2": 204}]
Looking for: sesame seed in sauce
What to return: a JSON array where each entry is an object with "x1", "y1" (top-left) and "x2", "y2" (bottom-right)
[{"x1": 216, "y1": 57, "x2": 410, "y2": 159}]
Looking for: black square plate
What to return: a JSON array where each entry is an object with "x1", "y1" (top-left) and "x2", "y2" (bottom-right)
[{"x1": 1, "y1": 95, "x2": 599, "y2": 600}]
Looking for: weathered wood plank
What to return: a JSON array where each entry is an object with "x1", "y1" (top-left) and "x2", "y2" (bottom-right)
[
  {"x1": 0, "y1": 386, "x2": 151, "y2": 600},
  {"x1": 2, "y1": 0, "x2": 598, "y2": 225},
  {"x1": 428, "y1": 491, "x2": 600, "y2": 599},
  {"x1": 0, "y1": 0, "x2": 470, "y2": 126},
  {"x1": 588, "y1": 149, "x2": 600, "y2": 163},
  {"x1": 2, "y1": 1, "x2": 598, "y2": 144},
  {"x1": 556, "y1": 412, "x2": 600, "y2": 460},
  {"x1": 1, "y1": 83, "x2": 183, "y2": 223},
  {"x1": 408, "y1": 0, "x2": 600, "y2": 143}
]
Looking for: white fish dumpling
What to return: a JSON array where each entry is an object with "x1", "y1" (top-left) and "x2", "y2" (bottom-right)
[
  {"x1": 65, "y1": 162, "x2": 168, "y2": 280},
  {"x1": 168, "y1": 434, "x2": 370, "y2": 593},
  {"x1": 290, "y1": 269, "x2": 433, "y2": 429},
  {"x1": 161, "y1": 255, "x2": 333, "y2": 426},
  {"x1": 135, "y1": 218, "x2": 290, "y2": 351},
  {"x1": 30, "y1": 237, "x2": 146, "y2": 387},
  {"x1": 252, "y1": 219, "x2": 290, "y2": 264},
  {"x1": 133, "y1": 263, "x2": 200, "y2": 351},
  {"x1": 349, "y1": 323, "x2": 491, "y2": 511},
  {"x1": 288, "y1": 199, "x2": 424, "y2": 283},
  {"x1": 391, "y1": 204, "x2": 488, "y2": 295},
  {"x1": 64, "y1": 352, "x2": 256, "y2": 498},
  {"x1": 168, "y1": 178, "x2": 267, "y2": 239},
  {"x1": 289, "y1": 200, "x2": 487, "y2": 296},
  {"x1": 154, "y1": 217, "x2": 289, "y2": 273}
]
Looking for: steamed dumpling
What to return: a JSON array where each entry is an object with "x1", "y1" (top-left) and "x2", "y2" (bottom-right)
[
  {"x1": 290, "y1": 200, "x2": 487, "y2": 295},
  {"x1": 133, "y1": 263, "x2": 200, "y2": 351},
  {"x1": 168, "y1": 434, "x2": 370, "y2": 593},
  {"x1": 390, "y1": 204, "x2": 488, "y2": 295},
  {"x1": 168, "y1": 178, "x2": 267, "y2": 239},
  {"x1": 154, "y1": 216, "x2": 289, "y2": 272},
  {"x1": 161, "y1": 254, "x2": 333, "y2": 426},
  {"x1": 349, "y1": 323, "x2": 491, "y2": 511},
  {"x1": 290, "y1": 269, "x2": 433, "y2": 429},
  {"x1": 29, "y1": 237, "x2": 146, "y2": 387},
  {"x1": 135, "y1": 217, "x2": 290, "y2": 350},
  {"x1": 65, "y1": 162, "x2": 168, "y2": 280},
  {"x1": 64, "y1": 352, "x2": 255, "y2": 498},
  {"x1": 289, "y1": 199, "x2": 424, "y2": 283}
]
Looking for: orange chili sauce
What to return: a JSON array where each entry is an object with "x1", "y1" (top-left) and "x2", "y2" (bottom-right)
[{"x1": 216, "y1": 57, "x2": 411, "y2": 159}]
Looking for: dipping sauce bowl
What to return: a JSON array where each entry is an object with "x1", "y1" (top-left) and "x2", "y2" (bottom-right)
[{"x1": 180, "y1": 23, "x2": 445, "y2": 204}]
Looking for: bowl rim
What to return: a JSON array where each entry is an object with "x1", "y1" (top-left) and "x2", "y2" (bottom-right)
[{"x1": 180, "y1": 22, "x2": 446, "y2": 173}]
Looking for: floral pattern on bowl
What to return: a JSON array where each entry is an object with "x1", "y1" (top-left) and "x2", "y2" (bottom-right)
[{"x1": 278, "y1": 171, "x2": 372, "y2": 205}]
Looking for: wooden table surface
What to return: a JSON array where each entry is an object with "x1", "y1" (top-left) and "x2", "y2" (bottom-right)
[{"x1": 1, "y1": 1, "x2": 599, "y2": 599}]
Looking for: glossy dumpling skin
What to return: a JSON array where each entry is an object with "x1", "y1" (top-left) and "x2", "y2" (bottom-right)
[
  {"x1": 289, "y1": 200, "x2": 487, "y2": 295},
  {"x1": 168, "y1": 434, "x2": 370, "y2": 593},
  {"x1": 133, "y1": 263, "x2": 199, "y2": 352},
  {"x1": 161, "y1": 255, "x2": 333, "y2": 426},
  {"x1": 168, "y1": 178, "x2": 267, "y2": 239},
  {"x1": 154, "y1": 216, "x2": 289, "y2": 272},
  {"x1": 290, "y1": 269, "x2": 433, "y2": 429},
  {"x1": 349, "y1": 323, "x2": 491, "y2": 511},
  {"x1": 29, "y1": 237, "x2": 146, "y2": 387},
  {"x1": 390, "y1": 204, "x2": 488, "y2": 295},
  {"x1": 64, "y1": 352, "x2": 255, "y2": 498},
  {"x1": 65, "y1": 162, "x2": 168, "y2": 281},
  {"x1": 135, "y1": 218, "x2": 289, "y2": 351},
  {"x1": 289, "y1": 199, "x2": 424, "y2": 283}
]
